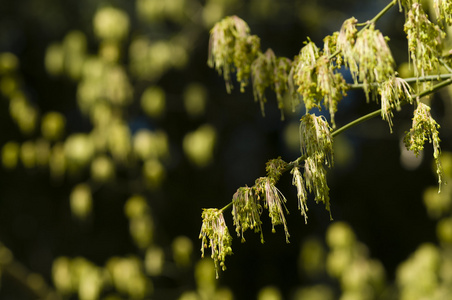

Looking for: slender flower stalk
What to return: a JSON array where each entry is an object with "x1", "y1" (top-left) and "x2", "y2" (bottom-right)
[{"x1": 199, "y1": 208, "x2": 233, "y2": 278}]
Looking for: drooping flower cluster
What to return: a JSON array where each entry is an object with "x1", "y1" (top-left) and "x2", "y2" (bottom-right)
[
  {"x1": 355, "y1": 26, "x2": 395, "y2": 100},
  {"x1": 304, "y1": 156, "x2": 331, "y2": 218},
  {"x1": 297, "y1": 114, "x2": 334, "y2": 217},
  {"x1": 291, "y1": 167, "x2": 308, "y2": 223},
  {"x1": 293, "y1": 39, "x2": 348, "y2": 127},
  {"x1": 404, "y1": 102, "x2": 443, "y2": 190},
  {"x1": 231, "y1": 186, "x2": 263, "y2": 243},
  {"x1": 254, "y1": 177, "x2": 290, "y2": 242},
  {"x1": 299, "y1": 113, "x2": 334, "y2": 165},
  {"x1": 251, "y1": 49, "x2": 277, "y2": 116},
  {"x1": 208, "y1": 16, "x2": 296, "y2": 118},
  {"x1": 379, "y1": 76, "x2": 413, "y2": 132},
  {"x1": 433, "y1": 0, "x2": 452, "y2": 27},
  {"x1": 265, "y1": 157, "x2": 288, "y2": 183},
  {"x1": 199, "y1": 208, "x2": 233, "y2": 278},
  {"x1": 208, "y1": 16, "x2": 260, "y2": 93},
  {"x1": 337, "y1": 17, "x2": 359, "y2": 75},
  {"x1": 404, "y1": 3, "x2": 444, "y2": 80},
  {"x1": 337, "y1": 18, "x2": 395, "y2": 101}
]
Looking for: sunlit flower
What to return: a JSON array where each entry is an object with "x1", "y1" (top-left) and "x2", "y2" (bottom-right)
[
  {"x1": 293, "y1": 40, "x2": 347, "y2": 127},
  {"x1": 304, "y1": 157, "x2": 332, "y2": 218},
  {"x1": 274, "y1": 56, "x2": 293, "y2": 119},
  {"x1": 433, "y1": 0, "x2": 452, "y2": 27},
  {"x1": 315, "y1": 55, "x2": 348, "y2": 128},
  {"x1": 255, "y1": 177, "x2": 290, "y2": 242},
  {"x1": 353, "y1": 25, "x2": 395, "y2": 101},
  {"x1": 293, "y1": 40, "x2": 320, "y2": 110},
  {"x1": 232, "y1": 187, "x2": 263, "y2": 243},
  {"x1": 208, "y1": 16, "x2": 260, "y2": 93},
  {"x1": 199, "y1": 208, "x2": 233, "y2": 278},
  {"x1": 265, "y1": 157, "x2": 288, "y2": 183},
  {"x1": 404, "y1": 102, "x2": 443, "y2": 191},
  {"x1": 251, "y1": 49, "x2": 276, "y2": 116},
  {"x1": 404, "y1": 3, "x2": 444, "y2": 81},
  {"x1": 379, "y1": 76, "x2": 413, "y2": 132},
  {"x1": 299, "y1": 114, "x2": 334, "y2": 166},
  {"x1": 291, "y1": 167, "x2": 308, "y2": 223},
  {"x1": 337, "y1": 17, "x2": 358, "y2": 75}
]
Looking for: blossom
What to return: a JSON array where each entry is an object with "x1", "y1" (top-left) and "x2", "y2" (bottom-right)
[
  {"x1": 232, "y1": 187, "x2": 263, "y2": 243},
  {"x1": 293, "y1": 39, "x2": 347, "y2": 127},
  {"x1": 337, "y1": 17, "x2": 358, "y2": 75},
  {"x1": 265, "y1": 157, "x2": 288, "y2": 183},
  {"x1": 353, "y1": 25, "x2": 395, "y2": 101},
  {"x1": 291, "y1": 167, "x2": 308, "y2": 224},
  {"x1": 199, "y1": 208, "x2": 233, "y2": 278},
  {"x1": 251, "y1": 49, "x2": 276, "y2": 116},
  {"x1": 208, "y1": 16, "x2": 260, "y2": 93},
  {"x1": 404, "y1": 3, "x2": 444, "y2": 81},
  {"x1": 255, "y1": 177, "x2": 290, "y2": 242},
  {"x1": 404, "y1": 102, "x2": 443, "y2": 191},
  {"x1": 299, "y1": 113, "x2": 334, "y2": 166},
  {"x1": 433, "y1": 0, "x2": 452, "y2": 27},
  {"x1": 304, "y1": 157, "x2": 332, "y2": 218},
  {"x1": 379, "y1": 76, "x2": 413, "y2": 132}
]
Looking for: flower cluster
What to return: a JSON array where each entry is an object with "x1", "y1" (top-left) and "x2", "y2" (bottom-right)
[
  {"x1": 404, "y1": 102, "x2": 443, "y2": 191},
  {"x1": 231, "y1": 186, "x2": 263, "y2": 243},
  {"x1": 304, "y1": 156, "x2": 331, "y2": 218},
  {"x1": 293, "y1": 40, "x2": 320, "y2": 109},
  {"x1": 199, "y1": 208, "x2": 233, "y2": 278},
  {"x1": 354, "y1": 25, "x2": 395, "y2": 101},
  {"x1": 404, "y1": 3, "x2": 444, "y2": 80},
  {"x1": 337, "y1": 17, "x2": 358, "y2": 75},
  {"x1": 265, "y1": 157, "x2": 288, "y2": 183},
  {"x1": 291, "y1": 167, "x2": 308, "y2": 223},
  {"x1": 293, "y1": 40, "x2": 348, "y2": 127},
  {"x1": 337, "y1": 19, "x2": 395, "y2": 101},
  {"x1": 297, "y1": 114, "x2": 334, "y2": 217},
  {"x1": 208, "y1": 16, "x2": 260, "y2": 93},
  {"x1": 299, "y1": 113, "x2": 334, "y2": 166},
  {"x1": 379, "y1": 76, "x2": 413, "y2": 132},
  {"x1": 434, "y1": 0, "x2": 452, "y2": 27},
  {"x1": 251, "y1": 49, "x2": 277, "y2": 116},
  {"x1": 255, "y1": 177, "x2": 290, "y2": 242}
]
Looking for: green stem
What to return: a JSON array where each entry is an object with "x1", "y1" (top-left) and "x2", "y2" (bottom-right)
[
  {"x1": 333, "y1": 75, "x2": 452, "y2": 137},
  {"x1": 329, "y1": 0, "x2": 397, "y2": 60},
  {"x1": 349, "y1": 73, "x2": 452, "y2": 89},
  {"x1": 357, "y1": 0, "x2": 398, "y2": 29},
  {"x1": 332, "y1": 109, "x2": 382, "y2": 137},
  {"x1": 220, "y1": 202, "x2": 233, "y2": 212}
]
